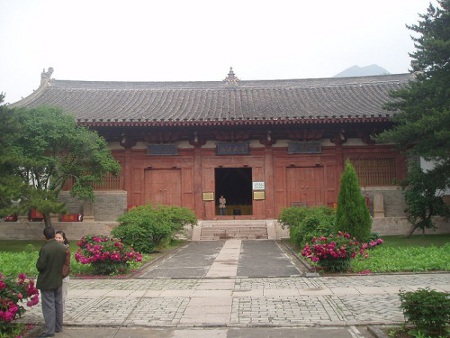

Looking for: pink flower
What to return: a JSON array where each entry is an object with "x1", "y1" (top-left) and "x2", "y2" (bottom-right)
[{"x1": 27, "y1": 294, "x2": 40, "y2": 307}]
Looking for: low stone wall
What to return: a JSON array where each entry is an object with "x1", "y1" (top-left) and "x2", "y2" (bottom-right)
[
  {"x1": 1, "y1": 218, "x2": 448, "y2": 241},
  {"x1": 0, "y1": 221, "x2": 118, "y2": 241},
  {"x1": 58, "y1": 190, "x2": 127, "y2": 222},
  {"x1": 362, "y1": 187, "x2": 407, "y2": 218},
  {"x1": 372, "y1": 217, "x2": 450, "y2": 236}
]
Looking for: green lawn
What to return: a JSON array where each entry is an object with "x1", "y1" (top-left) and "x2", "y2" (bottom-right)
[
  {"x1": 0, "y1": 239, "x2": 183, "y2": 277},
  {"x1": 352, "y1": 234, "x2": 450, "y2": 273},
  {"x1": 287, "y1": 233, "x2": 450, "y2": 274},
  {"x1": 2, "y1": 234, "x2": 450, "y2": 276},
  {"x1": 0, "y1": 240, "x2": 79, "y2": 253},
  {"x1": 380, "y1": 233, "x2": 450, "y2": 248}
]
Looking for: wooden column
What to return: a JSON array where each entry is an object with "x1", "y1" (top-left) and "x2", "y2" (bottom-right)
[
  {"x1": 330, "y1": 130, "x2": 347, "y2": 195},
  {"x1": 123, "y1": 149, "x2": 132, "y2": 209},
  {"x1": 264, "y1": 146, "x2": 275, "y2": 218},
  {"x1": 193, "y1": 147, "x2": 204, "y2": 219}
]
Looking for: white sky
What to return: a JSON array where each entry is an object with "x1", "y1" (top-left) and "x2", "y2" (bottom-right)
[{"x1": 0, "y1": 0, "x2": 434, "y2": 104}]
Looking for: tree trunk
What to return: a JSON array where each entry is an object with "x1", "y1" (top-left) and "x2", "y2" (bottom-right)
[
  {"x1": 405, "y1": 224, "x2": 419, "y2": 238},
  {"x1": 43, "y1": 213, "x2": 53, "y2": 227}
]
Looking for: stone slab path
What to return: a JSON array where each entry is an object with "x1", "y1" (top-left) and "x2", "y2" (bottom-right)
[{"x1": 19, "y1": 240, "x2": 450, "y2": 331}]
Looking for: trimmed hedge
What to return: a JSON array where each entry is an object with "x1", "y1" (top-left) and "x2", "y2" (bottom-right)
[
  {"x1": 112, "y1": 204, "x2": 197, "y2": 253},
  {"x1": 278, "y1": 205, "x2": 335, "y2": 247}
]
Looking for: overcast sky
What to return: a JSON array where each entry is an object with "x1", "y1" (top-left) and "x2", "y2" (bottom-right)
[{"x1": 0, "y1": 0, "x2": 434, "y2": 104}]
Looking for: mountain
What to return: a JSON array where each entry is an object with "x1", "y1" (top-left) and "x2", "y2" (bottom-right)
[{"x1": 334, "y1": 64, "x2": 390, "y2": 78}]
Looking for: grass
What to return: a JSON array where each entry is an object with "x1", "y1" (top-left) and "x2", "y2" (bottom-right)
[
  {"x1": 0, "y1": 240, "x2": 79, "y2": 253},
  {"x1": 380, "y1": 233, "x2": 450, "y2": 248},
  {"x1": 353, "y1": 234, "x2": 450, "y2": 273},
  {"x1": 2, "y1": 234, "x2": 450, "y2": 276},
  {"x1": 289, "y1": 233, "x2": 450, "y2": 274},
  {"x1": 0, "y1": 239, "x2": 185, "y2": 277}
]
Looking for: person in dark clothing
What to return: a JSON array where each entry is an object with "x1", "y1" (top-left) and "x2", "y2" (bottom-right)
[{"x1": 36, "y1": 226, "x2": 67, "y2": 337}]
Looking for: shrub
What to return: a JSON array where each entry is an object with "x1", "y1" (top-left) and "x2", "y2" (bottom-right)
[
  {"x1": 335, "y1": 161, "x2": 372, "y2": 242},
  {"x1": 75, "y1": 235, "x2": 142, "y2": 275},
  {"x1": 301, "y1": 231, "x2": 366, "y2": 272},
  {"x1": 113, "y1": 204, "x2": 197, "y2": 253},
  {"x1": 399, "y1": 288, "x2": 450, "y2": 337},
  {"x1": 0, "y1": 273, "x2": 39, "y2": 335},
  {"x1": 278, "y1": 205, "x2": 335, "y2": 247},
  {"x1": 158, "y1": 205, "x2": 198, "y2": 233},
  {"x1": 401, "y1": 161, "x2": 450, "y2": 237}
]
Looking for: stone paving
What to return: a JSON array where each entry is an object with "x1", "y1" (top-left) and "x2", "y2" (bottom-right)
[
  {"x1": 18, "y1": 239, "x2": 450, "y2": 334},
  {"x1": 20, "y1": 273, "x2": 450, "y2": 328}
]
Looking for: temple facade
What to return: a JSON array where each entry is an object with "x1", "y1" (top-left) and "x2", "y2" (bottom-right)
[{"x1": 13, "y1": 68, "x2": 410, "y2": 223}]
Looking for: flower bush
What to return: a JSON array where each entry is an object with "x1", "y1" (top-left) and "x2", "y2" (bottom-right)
[
  {"x1": 0, "y1": 273, "x2": 39, "y2": 335},
  {"x1": 301, "y1": 231, "x2": 368, "y2": 272},
  {"x1": 361, "y1": 238, "x2": 384, "y2": 251},
  {"x1": 75, "y1": 235, "x2": 142, "y2": 275}
]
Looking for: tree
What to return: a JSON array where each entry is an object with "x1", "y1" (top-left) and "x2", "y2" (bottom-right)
[
  {"x1": 377, "y1": 1, "x2": 450, "y2": 231},
  {"x1": 335, "y1": 161, "x2": 372, "y2": 242},
  {"x1": 0, "y1": 105, "x2": 121, "y2": 226},
  {"x1": 0, "y1": 94, "x2": 28, "y2": 214},
  {"x1": 402, "y1": 160, "x2": 450, "y2": 236}
]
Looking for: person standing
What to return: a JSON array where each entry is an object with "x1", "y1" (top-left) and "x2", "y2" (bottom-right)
[
  {"x1": 36, "y1": 227, "x2": 67, "y2": 337},
  {"x1": 219, "y1": 195, "x2": 226, "y2": 215},
  {"x1": 55, "y1": 230, "x2": 70, "y2": 313}
]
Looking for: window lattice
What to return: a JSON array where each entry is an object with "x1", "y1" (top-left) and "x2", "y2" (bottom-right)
[
  {"x1": 350, "y1": 158, "x2": 398, "y2": 187},
  {"x1": 63, "y1": 173, "x2": 121, "y2": 191}
]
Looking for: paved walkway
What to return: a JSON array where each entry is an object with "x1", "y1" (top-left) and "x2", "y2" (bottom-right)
[{"x1": 20, "y1": 240, "x2": 450, "y2": 337}]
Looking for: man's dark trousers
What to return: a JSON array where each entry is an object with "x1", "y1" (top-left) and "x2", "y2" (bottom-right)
[{"x1": 41, "y1": 286, "x2": 63, "y2": 336}]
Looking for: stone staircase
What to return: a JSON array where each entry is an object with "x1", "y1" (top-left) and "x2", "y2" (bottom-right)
[{"x1": 197, "y1": 220, "x2": 269, "y2": 241}]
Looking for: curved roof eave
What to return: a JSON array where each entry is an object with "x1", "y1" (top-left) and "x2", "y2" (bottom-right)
[
  {"x1": 78, "y1": 115, "x2": 392, "y2": 128},
  {"x1": 12, "y1": 69, "x2": 412, "y2": 125}
]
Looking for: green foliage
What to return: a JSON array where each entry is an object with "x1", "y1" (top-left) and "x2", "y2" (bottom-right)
[
  {"x1": 0, "y1": 252, "x2": 38, "y2": 276},
  {"x1": 0, "y1": 96, "x2": 27, "y2": 215},
  {"x1": 352, "y1": 243, "x2": 450, "y2": 273},
  {"x1": 113, "y1": 204, "x2": 197, "y2": 254},
  {"x1": 399, "y1": 288, "x2": 450, "y2": 337},
  {"x1": 335, "y1": 161, "x2": 372, "y2": 242},
  {"x1": 380, "y1": 234, "x2": 450, "y2": 248},
  {"x1": 157, "y1": 205, "x2": 198, "y2": 233},
  {"x1": 401, "y1": 161, "x2": 450, "y2": 236},
  {"x1": 377, "y1": 1, "x2": 450, "y2": 216},
  {"x1": 0, "y1": 247, "x2": 136, "y2": 277},
  {"x1": 0, "y1": 105, "x2": 121, "y2": 225},
  {"x1": 278, "y1": 205, "x2": 335, "y2": 247}
]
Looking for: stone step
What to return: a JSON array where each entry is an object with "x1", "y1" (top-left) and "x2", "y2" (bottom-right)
[{"x1": 199, "y1": 224, "x2": 268, "y2": 241}]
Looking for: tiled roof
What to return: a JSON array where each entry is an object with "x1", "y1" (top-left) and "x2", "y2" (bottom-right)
[{"x1": 12, "y1": 69, "x2": 412, "y2": 126}]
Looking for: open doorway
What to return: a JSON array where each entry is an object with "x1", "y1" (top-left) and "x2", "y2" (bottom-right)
[{"x1": 215, "y1": 167, "x2": 252, "y2": 215}]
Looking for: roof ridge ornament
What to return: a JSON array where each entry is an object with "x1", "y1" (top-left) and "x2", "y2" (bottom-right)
[
  {"x1": 41, "y1": 67, "x2": 54, "y2": 85},
  {"x1": 223, "y1": 67, "x2": 239, "y2": 87}
]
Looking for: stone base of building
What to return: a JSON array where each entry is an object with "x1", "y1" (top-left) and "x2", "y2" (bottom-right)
[
  {"x1": 372, "y1": 217, "x2": 450, "y2": 236},
  {"x1": 0, "y1": 217, "x2": 448, "y2": 241},
  {"x1": 0, "y1": 221, "x2": 118, "y2": 240}
]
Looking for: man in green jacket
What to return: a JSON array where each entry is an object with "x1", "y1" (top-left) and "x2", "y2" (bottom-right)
[{"x1": 36, "y1": 226, "x2": 67, "y2": 337}]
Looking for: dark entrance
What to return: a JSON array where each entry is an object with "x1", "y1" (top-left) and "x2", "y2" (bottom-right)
[{"x1": 215, "y1": 167, "x2": 252, "y2": 215}]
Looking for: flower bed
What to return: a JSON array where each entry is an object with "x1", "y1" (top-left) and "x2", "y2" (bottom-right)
[
  {"x1": 0, "y1": 273, "x2": 39, "y2": 336},
  {"x1": 301, "y1": 232, "x2": 383, "y2": 272},
  {"x1": 75, "y1": 235, "x2": 142, "y2": 275}
]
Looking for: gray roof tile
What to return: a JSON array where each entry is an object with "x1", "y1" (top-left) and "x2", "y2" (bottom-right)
[{"x1": 13, "y1": 72, "x2": 412, "y2": 126}]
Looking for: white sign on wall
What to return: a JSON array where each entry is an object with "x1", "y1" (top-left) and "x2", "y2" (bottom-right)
[{"x1": 252, "y1": 181, "x2": 265, "y2": 190}]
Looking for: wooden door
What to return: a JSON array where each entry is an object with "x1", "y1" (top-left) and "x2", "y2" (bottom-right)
[
  {"x1": 286, "y1": 167, "x2": 325, "y2": 207},
  {"x1": 144, "y1": 169, "x2": 182, "y2": 206}
]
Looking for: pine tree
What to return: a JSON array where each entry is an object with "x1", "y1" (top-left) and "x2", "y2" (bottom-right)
[
  {"x1": 335, "y1": 161, "x2": 372, "y2": 242},
  {"x1": 377, "y1": 1, "x2": 450, "y2": 232}
]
